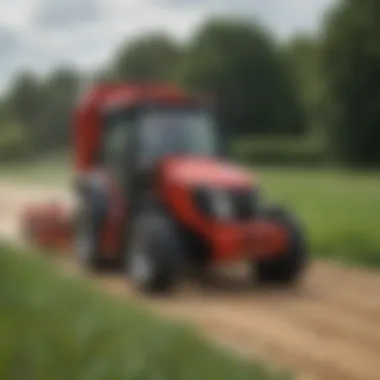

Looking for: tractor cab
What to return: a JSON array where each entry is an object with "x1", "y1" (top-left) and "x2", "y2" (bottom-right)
[
  {"x1": 99, "y1": 101, "x2": 224, "y2": 201},
  {"x1": 73, "y1": 84, "x2": 226, "y2": 195},
  {"x1": 74, "y1": 84, "x2": 219, "y2": 172}
]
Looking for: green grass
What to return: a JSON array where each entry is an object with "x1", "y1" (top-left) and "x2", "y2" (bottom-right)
[
  {"x1": 232, "y1": 133, "x2": 327, "y2": 167},
  {"x1": 256, "y1": 167, "x2": 380, "y2": 267},
  {"x1": 0, "y1": 243, "x2": 288, "y2": 380}
]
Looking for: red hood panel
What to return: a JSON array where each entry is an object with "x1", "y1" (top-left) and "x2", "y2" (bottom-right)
[{"x1": 162, "y1": 157, "x2": 254, "y2": 188}]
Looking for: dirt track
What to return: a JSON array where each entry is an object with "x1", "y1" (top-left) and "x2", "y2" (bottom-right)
[{"x1": 1, "y1": 182, "x2": 380, "y2": 380}]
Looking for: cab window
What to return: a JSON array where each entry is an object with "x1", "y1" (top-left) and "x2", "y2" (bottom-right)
[{"x1": 101, "y1": 110, "x2": 133, "y2": 183}]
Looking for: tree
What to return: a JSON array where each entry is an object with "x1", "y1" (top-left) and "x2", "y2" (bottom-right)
[
  {"x1": 111, "y1": 32, "x2": 182, "y2": 82},
  {"x1": 177, "y1": 18, "x2": 306, "y2": 137},
  {"x1": 39, "y1": 68, "x2": 80, "y2": 151},
  {"x1": 0, "y1": 97, "x2": 11, "y2": 127},
  {"x1": 284, "y1": 35, "x2": 325, "y2": 133},
  {"x1": 322, "y1": 0, "x2": 380, "y2": 166},
  {"x1": 7, "y1": 72, "x2": 43, "y2": 153},
  {"x1": 5, "y1": 68, "x2": 80, "y2": 155}
]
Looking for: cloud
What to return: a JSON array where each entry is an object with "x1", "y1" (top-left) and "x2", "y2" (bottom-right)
[
  {"x1": 148, "y1": 0, "x2": 334, "y2": 36},
  {"x1": 0, "y1": 0, "x2": 335, "y2": 93},
  {"x1": 146, "y1": 0, "x2": 209, "y2": 9},
  {"x1": 33, "y1": 0, "x2": 103, "y2": 30},
  {"x1": 0, "y1": 26, "x2": 23, "y2": 56},
  {"x1": 0, "y1": 26, "x2": 27, "y2": 89}
]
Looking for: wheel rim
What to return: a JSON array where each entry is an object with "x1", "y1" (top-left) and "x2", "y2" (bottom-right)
[
  {"x1": 129, "y1": 234, "x2": 153, "y2": 286},
  {"x1": 75, "y1": 217, "x2": 93, "y2": 264},
  {"x1": 130, "y1": 252, "x2": 152, "y2": 285}
]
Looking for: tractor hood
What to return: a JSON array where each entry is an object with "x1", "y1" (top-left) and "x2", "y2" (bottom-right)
[{"x1": 160, "y1": 156, "x2": 255, "y2": 188}]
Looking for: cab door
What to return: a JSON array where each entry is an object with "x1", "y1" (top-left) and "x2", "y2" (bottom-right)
[{"x1": 97, "y1": 108, "x2": 136, "y2": 257}]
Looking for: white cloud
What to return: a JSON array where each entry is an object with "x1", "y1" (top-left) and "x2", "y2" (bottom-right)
[
  {"x1": 152, "y1": 0, "x2": 333, "y2": 36},
  {"x1": 0, "y1": 26, "x2": 22, "y2": 55},
  {"x1": 0, "y1": 0, "x2": 335, "y2": 93},
  {"x1": 33, "y1": 0, "x2": 103, "y2": 30},
  {"x1": 0, "y1": 0, "x2": 34, "y2": 28}
]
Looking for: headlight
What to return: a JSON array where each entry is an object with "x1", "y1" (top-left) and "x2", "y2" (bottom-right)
[
  {"x1": 193, "y1": 187, "x2": 259, "y2": 221},
  {"x1": 212, "y1": 189, "x2": 233, "y2": 220}
]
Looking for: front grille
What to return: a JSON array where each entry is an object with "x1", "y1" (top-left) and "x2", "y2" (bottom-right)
[
  {"x1": 193, "y1": 188, "x2": 214, "y2": 217},
  {"x1": 192, "y1": 187, "x2": 258, "y2": 221},
  {"x1": 228, "y1": 188, "x2": 256, "y2": 221}
]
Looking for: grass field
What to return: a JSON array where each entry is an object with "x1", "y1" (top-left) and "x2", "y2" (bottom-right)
[
  {"x1": 257, "y1": 167, "x2": 380, "y2": 267},
  {"x1": 0, "y1": 243, "x2": 287, "y2": 380},
  {"x1": 232, "y1": 133, "x2": 327, "y2": 167},
  {"x1": 0, "y1": 152, "x2": 70, "y2": 187},
  {"x1": 1, "y1": 156, "x2": 379, "y2": 268}
]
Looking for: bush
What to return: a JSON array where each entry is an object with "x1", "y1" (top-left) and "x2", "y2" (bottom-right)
[
  {"x1": 0, "y1": 122, "x2": 33, "y2": 163},
  {"x1": 322, "y1": 0, "x2": 380, "y2": 167},
  {"x1": 0, "y1": 244, "x2": 288, "y2": 380}
]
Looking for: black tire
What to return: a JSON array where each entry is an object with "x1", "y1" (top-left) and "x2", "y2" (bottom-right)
[
  {"x1": 255, "y1": 205, "x2": 308, "y2": 286},
  {"x1": 126, "y1": 212, "x2": 184, "y2": 294},
  {"x1": 74, "y1": 197, "x2": 108, "y2": 272}
]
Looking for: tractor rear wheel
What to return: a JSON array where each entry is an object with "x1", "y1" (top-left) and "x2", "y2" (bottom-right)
[{"x1": 254, "y1": 206, "x2": 307, "y2": 286}]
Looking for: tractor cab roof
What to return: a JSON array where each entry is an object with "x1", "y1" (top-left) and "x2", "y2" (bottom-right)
[
  {"x1": 77, "y1": 83, "x2": 213, "y2": 112},
  {"x1": 73, "y1": 83, "x2": 213, "y2": 173}
]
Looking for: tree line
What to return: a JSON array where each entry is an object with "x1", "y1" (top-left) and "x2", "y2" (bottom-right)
[{"x1": 1, "y1": 0, "x2": 379, "y2": 167}]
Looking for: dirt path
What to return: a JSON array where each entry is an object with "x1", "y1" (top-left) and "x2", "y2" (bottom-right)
[{"x1": 1, "y1": 182, "x2": 380, "y2": 380}]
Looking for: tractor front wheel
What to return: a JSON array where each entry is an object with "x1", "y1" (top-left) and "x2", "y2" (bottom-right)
[
  {"x1": 254, "y1": 206, "x2": 308, "y2": 286},
  {"x1": 126, "y1": 212, "x2": 184, "y2": 295},
  {"x1": 74, "y1": 202, "x2": 107, "y2": 272}
]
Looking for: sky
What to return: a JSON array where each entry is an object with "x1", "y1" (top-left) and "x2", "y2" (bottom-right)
[{"x1": 0, "y1": 0, "x2": 334, "y2": 93}]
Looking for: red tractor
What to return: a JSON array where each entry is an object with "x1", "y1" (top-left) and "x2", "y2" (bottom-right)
[{"x1": 25, "y1": 83, "x2": 308, "y2": 293}]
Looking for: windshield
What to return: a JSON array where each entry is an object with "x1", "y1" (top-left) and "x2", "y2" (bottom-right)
[{"x1": 138, "y1": 108, "x2": 220, "y2": 166}]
